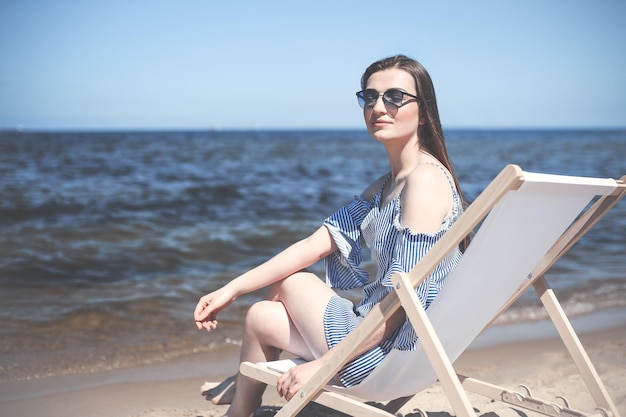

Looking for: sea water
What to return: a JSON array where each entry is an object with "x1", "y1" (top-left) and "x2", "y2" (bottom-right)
[{"x1": 0, "y1": 129, "x2": 624, "y2": 380}]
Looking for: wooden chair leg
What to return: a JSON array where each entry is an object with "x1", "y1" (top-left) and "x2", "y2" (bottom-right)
[{"x1": 535, "y1": 277, "x2": 620, "y2": 417}]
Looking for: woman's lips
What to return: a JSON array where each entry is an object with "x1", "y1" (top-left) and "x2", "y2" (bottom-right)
[{"x1": 372, "y1": 119, "x2": 392, "y2": 128}]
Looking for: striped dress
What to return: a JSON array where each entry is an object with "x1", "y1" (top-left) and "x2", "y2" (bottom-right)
[{"x1": 322, "y1": 167, "x2": 463, "y2": 387}]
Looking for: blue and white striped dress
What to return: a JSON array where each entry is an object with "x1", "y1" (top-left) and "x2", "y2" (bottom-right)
[{"x1": 322, "y1": 167, "x2": 463, "y2": 387}]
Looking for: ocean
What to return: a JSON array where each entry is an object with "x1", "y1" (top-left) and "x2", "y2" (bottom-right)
[{"x1": 0, "y1": 129, "x2": 624, "y2": 381}]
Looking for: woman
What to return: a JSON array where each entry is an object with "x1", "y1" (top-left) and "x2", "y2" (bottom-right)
[{"x1": 194, "y1": 54, "x2": 466, "y2": 417}]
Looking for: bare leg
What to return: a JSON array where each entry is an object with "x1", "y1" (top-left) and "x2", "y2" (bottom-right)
[{"x1": 225, "y1": 272, "x2": 336, "y2": 417}]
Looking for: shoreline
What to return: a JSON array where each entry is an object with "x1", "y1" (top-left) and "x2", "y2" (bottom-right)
[
  {"x1": 2, "y1": 306, "x2": 624, "y2": 387},
  {"x1": 1, "y1": 316, "x2": 624, "y2": 417}
]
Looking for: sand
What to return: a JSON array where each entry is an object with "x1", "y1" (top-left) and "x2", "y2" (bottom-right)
[{"x1": 1, "y1": 324, "x2": 624, "y2": 417}]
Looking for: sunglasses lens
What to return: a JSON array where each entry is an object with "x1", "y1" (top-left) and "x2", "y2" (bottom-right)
[
  {"x1": 357, "y1": 93, "x2": 366, "y2": 108},
  {"x1": 358, "y1": 90, "x2": 378, "y2": 108},
  {"x1": 383, "y1": 89, "x2": 404, "y2": 107}
]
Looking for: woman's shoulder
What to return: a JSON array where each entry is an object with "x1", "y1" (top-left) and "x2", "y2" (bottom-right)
[
  {"x1": 401, "y1": 162, "x2": 456, "y2": 233},
  {"x1": 407, "y1": 162, "x2": 453, "y2": 187},
  {"x1": 404, "y1": 162, "x2": 456, "y2": 203}
]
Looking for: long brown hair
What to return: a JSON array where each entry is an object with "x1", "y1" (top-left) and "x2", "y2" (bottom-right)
[{"x1": 362, "y1": 54, "x2": 470, "y2": 249}]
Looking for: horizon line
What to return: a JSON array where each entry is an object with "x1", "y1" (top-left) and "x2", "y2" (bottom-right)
[{"x1": 2, "y1": 125, "x2": 626, "y2": 134}]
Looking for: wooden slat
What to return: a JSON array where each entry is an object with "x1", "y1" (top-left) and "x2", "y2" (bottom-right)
[{"x1": 240, "y1": 362, "x2": 394, "y2": 417}]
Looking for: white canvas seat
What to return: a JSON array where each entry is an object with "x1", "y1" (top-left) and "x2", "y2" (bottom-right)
[{"x1": 241, "y1": 164, "x2": 625, "y2": 417}]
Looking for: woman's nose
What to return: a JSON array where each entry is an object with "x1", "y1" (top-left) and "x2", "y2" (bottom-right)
[{"x1": 372, "y1": 96, "x2": 387, "y2": 113}]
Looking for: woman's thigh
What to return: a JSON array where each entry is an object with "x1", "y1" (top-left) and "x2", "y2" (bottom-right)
[{"x1": 272, "y1": 271, "x2": 338, "y2": 359}]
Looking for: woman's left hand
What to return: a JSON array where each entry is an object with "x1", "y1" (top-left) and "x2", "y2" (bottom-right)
[{"x1": 276, "y1": 359, "x2": 324, "y2": 400}]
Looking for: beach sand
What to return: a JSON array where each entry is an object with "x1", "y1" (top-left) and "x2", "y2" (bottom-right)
[{"x1": 1, "y1": 324, "x2": 624, "y2": 417}]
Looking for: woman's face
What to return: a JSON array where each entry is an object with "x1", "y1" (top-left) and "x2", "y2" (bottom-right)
[{"x1": 362, "y1": 68, "x2": 422, "y2": 144}]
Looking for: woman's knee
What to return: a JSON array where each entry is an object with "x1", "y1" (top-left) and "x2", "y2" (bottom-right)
[
  {"x1": 244, "y1": 300, "x2": 285, "y2": 340},
  {"x1": 245, "y1": 300, "x2": 272, "y2": 329}
]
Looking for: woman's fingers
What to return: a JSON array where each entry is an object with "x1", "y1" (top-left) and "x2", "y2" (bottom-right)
[
  {"x1": 276, "y1": 372, "x2": 291, "y2": 398},
  {"x1": 194, "y1": 296, "x2": 211, "y2": 320},
  {"x1": 276, "y1": 368, "x2": 304, "y2": 400},
  {"x1": 203, "y1": 318, "x2": 218, "y2": 329},
  {"x1": 194, "y1": 296, "x2": 218, "y2": 331},
  {"x1": 276, "y1": 360, "x2": 324, "y2": 399}
]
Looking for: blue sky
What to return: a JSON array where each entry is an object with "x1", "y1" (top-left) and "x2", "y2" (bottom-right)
[{"x1": 1, "y1": 0, "x2": 625, "y2": 130}]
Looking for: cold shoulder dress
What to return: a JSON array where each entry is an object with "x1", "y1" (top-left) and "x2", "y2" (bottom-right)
[{"x1": 322, "y1": 166, "x2": 463, "y2": 387}]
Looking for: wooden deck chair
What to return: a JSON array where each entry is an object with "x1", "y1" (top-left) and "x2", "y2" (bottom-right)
[{"x1": 240, "y1": 164, "x2": 625, "y2": 417}]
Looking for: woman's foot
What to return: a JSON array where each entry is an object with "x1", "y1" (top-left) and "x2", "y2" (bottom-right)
[{"x1": 200, "y1": 375, "x2": 237, "y2": 405}]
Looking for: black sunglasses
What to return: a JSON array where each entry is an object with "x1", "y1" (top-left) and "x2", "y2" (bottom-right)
[{"x1": 356, "y1": 88, "x2": 419, "y2": 110}]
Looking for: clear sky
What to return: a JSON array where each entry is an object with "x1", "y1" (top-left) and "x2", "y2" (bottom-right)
[{"x1": 1, "y1": 0, "x2": 625, "y2": 131}]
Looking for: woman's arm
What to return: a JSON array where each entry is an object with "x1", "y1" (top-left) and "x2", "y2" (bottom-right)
[{"x1": 194, "y1": 226, "x2": 337, "y2": 330}]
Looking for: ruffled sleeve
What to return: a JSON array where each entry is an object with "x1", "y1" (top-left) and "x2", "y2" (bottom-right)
[
  {"x1": 382, "y1": 226, "x2": 451, "y2": 303},
  {"x1": 323, "y1": 197, "x2": 372, "y2": 289}
]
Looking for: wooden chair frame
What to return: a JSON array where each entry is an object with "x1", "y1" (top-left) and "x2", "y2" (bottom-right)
[{"x1": 241, "y1": 165, "x2": 625, "y2": 417}]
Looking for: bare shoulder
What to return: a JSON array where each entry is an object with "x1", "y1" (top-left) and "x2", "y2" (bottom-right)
[
  {"x1": 406, "y1": 163, "x2": 452, "y2": 193},
  {"x1": 401, "y1": 164, "x2": 454, "y2": 233},
  {"x1": 403, "y1": 164, "x2": 453, "y2": 214}
]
